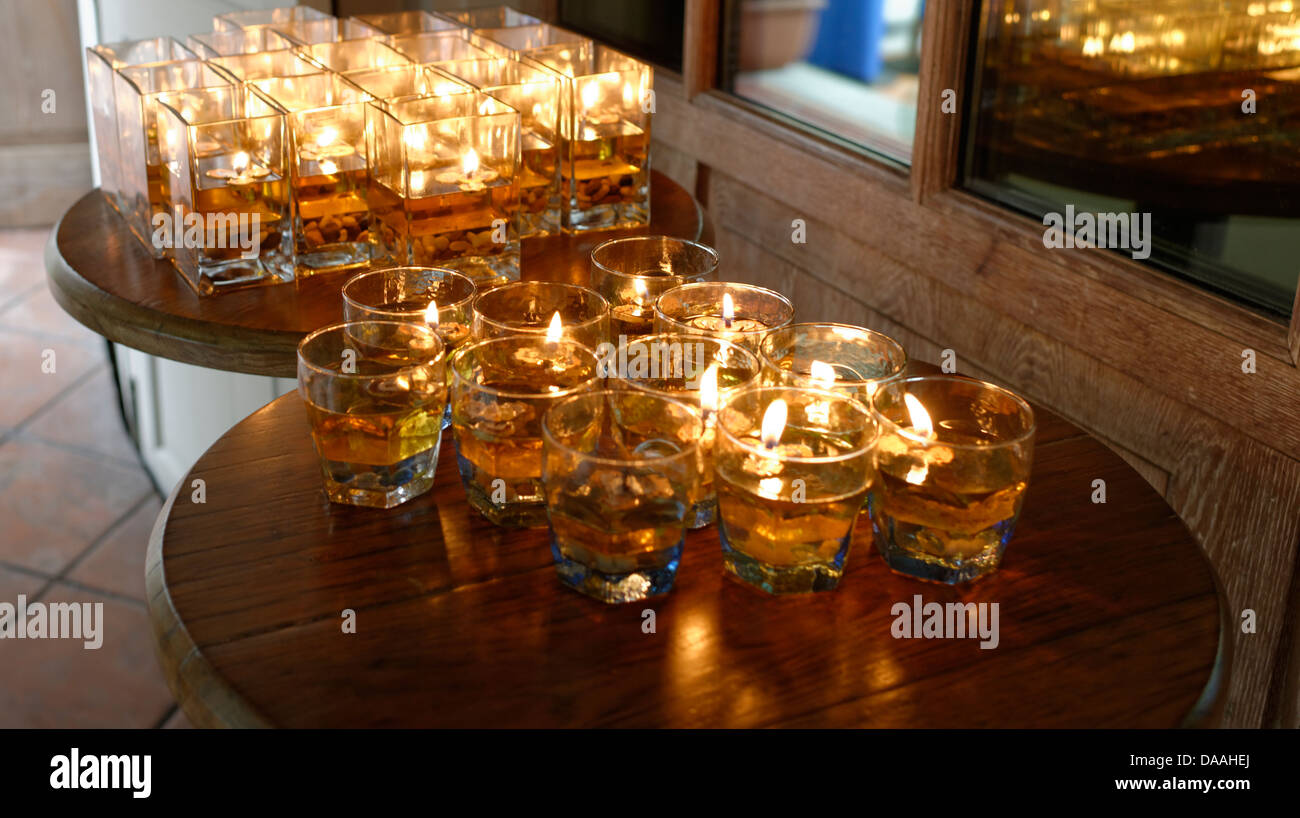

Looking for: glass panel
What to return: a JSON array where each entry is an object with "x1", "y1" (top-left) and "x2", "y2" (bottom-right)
[
  {"x1": 964, "y1": 0, "x2": 1300, "y2": 316},
  {"x1": 720, "y1": 0, "x2": 925, "y2": 163}
]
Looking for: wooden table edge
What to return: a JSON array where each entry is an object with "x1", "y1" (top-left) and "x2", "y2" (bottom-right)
[
  {"x1": 44, "y1": 198, "x2": 302, "y2": 378},
  {"x1": 146, "y1": 475, "x2": 272, "y2": 729}
]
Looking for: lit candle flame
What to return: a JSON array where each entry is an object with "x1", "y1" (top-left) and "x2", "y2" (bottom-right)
[
  {"x1": 760, "y1": 398, "x2": 787, "y2": 451},
  {"x1": 462, "y1": 148, "x2": 479, "y2": 177},
  {"x1": 904, "y1": 393, "x2": 934, "y2": 439},
  {"x1": 699, "y1": 364, "x2": 719, "y2": 418},
  {"x1": 721, "y1": 293, "x2": 734, "y2": 330},
  {"x1": 545, "y1": 311, "x2": 563, "y2": 342},
  {"x1": 809, "y1": 360, "x2": 837, "y2": 387},
  {"x1": 424, "y1": 299, "x2": 439, "y2": 327},
  {"x1": 316, "y1": 126, "x2": 337, "y2": 148},
  {"x1": 405, "y1": 129, "x2": 426, "y2": 150},
  {"x1": 232, "y1": 151, "x2": 249, "y2": 173},
  {"x1": 632, "y1": 278, "x2": 648, "y2": 304},
  {"x1": 903, "y1": 392, "x2": 934, "y2": 485},
  {"x1": 581, "y1": 80, "x2": 599, "y2": 112}
]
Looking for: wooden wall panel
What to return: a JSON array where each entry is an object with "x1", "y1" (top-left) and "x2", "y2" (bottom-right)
[{"x1": 689, "y1": 161, "x2": 1300, "y2": 726}]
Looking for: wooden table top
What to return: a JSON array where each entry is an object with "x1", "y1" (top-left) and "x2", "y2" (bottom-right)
[
  {"x1": 147, "y1": 362, "x2": 1228, "y2": 729},
  {"x1": 46, "y1": 170, "x2": 705, "y2": 378}
]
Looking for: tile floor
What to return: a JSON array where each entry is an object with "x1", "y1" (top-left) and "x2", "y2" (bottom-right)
[{"x1": 0, "y1": 227, "x2": 190, "y2": 728}]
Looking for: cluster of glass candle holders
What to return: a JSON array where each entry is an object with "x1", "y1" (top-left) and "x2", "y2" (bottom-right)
[
  {"x1": 87, "y1": 4, "x2": 654, "y2": 296},
  {"x1": 296, "y1": 232, "x2": 1039, "y2": 604}
]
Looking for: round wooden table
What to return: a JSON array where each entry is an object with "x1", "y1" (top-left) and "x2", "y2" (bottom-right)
[
  {"x1": 47, "y1": 170, "x2": 706, "y2": 377},
  {"x1": 146, "y1": 362, "x2": 1228, "y2": 728}
]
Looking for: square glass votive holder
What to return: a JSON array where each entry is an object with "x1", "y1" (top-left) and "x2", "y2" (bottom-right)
[
  {"x1": 252, "y1": 72, "x2": 374, "y2": 276},
  {"x1": 208, "y1": 49, "x2": 323, "y2": 83},
  {"x1": 715, "y1": 386, "x2": 879, "y2": 594},
  {"x1": 758, "y1": 322, "x2": 908, "y2": 405},
  {"x1": 214, "y1": 5, "x2": 332, "y2": 33},
  {"x1": 451, "y1": 336, "x2": 601, "y2": 527},
  {"x1": 471, "y1": 281, "x2": 610, "y2": 349},
  {"x1": 297, "y1": 320, "x2": 447, "y2": 508},
  {"x1": 654, "y1": 281, "x2": 795, "y2": 352},
  {"x1": 365, "y1": 92, "x2": 522, "y2": 288},
  {"x1": 446, "y1": 5, "x2": 543, "y2": 29},
  {"x1": 542, "y1": 389, "x2": 704, "y2": 603},
  {"x1": 86, "y1": 37, "x2": 197, "y2": 214},
  {"x1": 300, "y1": 38, "x2": 412, "y2": 73},
  {"x1": 114, "y1": 60, "x2": 232, "y2": 257},
  {"x1": 436, "y1": 57, "x2": 562, "y2": 236},
  {"x1": 591, "y1": 236, "x2": 719, "y2": 338},
  {"x1": 186, "y1": 28, "x2": 295, "y2": 59},
  {"x1": 612, "y1": 333, "x2": 761, "y2": 529},
  {"x1": 386, "y1": 31, "x2": 493, "y2": 64},
  {"x1": 525, "y1": 43, "x2": 653, "y2": 233},
  {"x1": 352, "y1": 10, "x2": 464, "y2": 36},
  {"x1": 342, "y1": 266, "x2": 478, "y2": 429},
  {"x1": 154, "y1": 85, "x2": 291, "y2": 294},
  {"x1": 269, "y1": 17, "x2": 385, "y2": 46},
  {"x1": 869, "y1": 375, "x2": 1036, "y2": 585},
  {"x1": 343, "y1": 64, "x2": 473, "y2": 104}
]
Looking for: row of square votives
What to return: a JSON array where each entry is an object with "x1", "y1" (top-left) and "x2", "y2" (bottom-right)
[{"x1": 85, "y1": 5, "x2": 653, "y2": 295}]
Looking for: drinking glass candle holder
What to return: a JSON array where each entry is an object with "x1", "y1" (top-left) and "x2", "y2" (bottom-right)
[
  {"x1": 759, "y1": 323, "x2": 908, "y2": 405},
  {"x1": 654, "y1": 282, "x2": 795, "y2": 352},
  {"x1": 187, "y1": 28, "x2": 295, "y2": 59},
  {"x1": 208, "y1": 49, "x2": 323, "y2": 83},
  {"x1": 352, "y1": 10, "x2": 464, "y2": 36},
  {"x1": 542, "y1": 390, "x2": 704, "y2": 603},
  {"x1": 344, "y1": 64, "x2": 473, "y2": 104},
  {"x1": 114, "y1": 60, "x2": 232, "y2": 257},
  {"x1": 300, "y1": 39, "x2": 412, "y2": 73},
  {"x1": 366, "y1": 92, "x2": 522, "y2": 288},
  {"x1": 214, "y1": 5, "x2": 332, "y2": 33},
  {"x1": 446, "y1": 5, "x2": 543, "y2": 28},
  {"x1": 387, "y1": 31, "x2": 495, "y2": 64},
  {"x1": 451, "y1": 336, "x2": 601, "y2": 527},
  {"x1": 612, "y1": 333, "x2": 760, "y2": 529},
  {"x1": 252, "y1": 72, "x2": 374, "y2": 276},
  {"x1": 269, "y1": 17, "x2": 384, "y2": 46},
  {"x1": 342, "y1": 266, "x2": 477, "y2": 428},
  {"x1": 436, "y1": 57, "x2": 562, "y2": 237},
  {"x1": 86, "y1": 37, "x2": 197, "y2": 214},
  {"x1": 154, "y1": 85, "x2": 291, "y2": 295},
  {"x1": 472, "y1": 281, "x2": 610, "y2": 349},
  {"x1": 297, "y1": 320, "x2": 446, "y2": 509},
  {"x1": 869, "y1": 376, "x2": 1036, "y2": 585},
  {"x1": 715, "y1": 386, "x2": 879, "y2": 594},
  {"x1": 523, "y1": 41, "x2": 653, "y2": 233},
  {"x1": 592, "y1": 236, "x2": 719, "y2": 338}
]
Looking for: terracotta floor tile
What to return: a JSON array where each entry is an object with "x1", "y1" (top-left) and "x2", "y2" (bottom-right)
[
  {"x1": 0, "y1": 331, "x2": 104, "y2": 429},
  {"x1": 67, "y1": 494, "x2": 161, "y2": 602},
  {"x1": 0, "y1": 282, "x2": 101, "y2": 346},
  {"x1": 0, "y1": 584, "x2": 173, "y2": 728},
  {"x1": 162, "y1": 708, "x2": 194, "y2": 729},
  {"x1": 0, "y1": 438, "x2": 152, "y2": 574},
  {"x1": 23, "y1": 367, "x2": 140, "y2": 465},
  {"x1": 0, "y1": 563, "x2": 47, "y2": 602}
]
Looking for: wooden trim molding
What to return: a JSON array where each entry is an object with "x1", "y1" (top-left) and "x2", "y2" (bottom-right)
[
  {"x1": 682, "y1": 0, "x2": 720, "y2": 99},
  {"x1": 1290, "y1": 281, "x2": 1300, "y2": 365},
  {"x1": 912, "y1": 0, "x2": 974, "y2": 203}
]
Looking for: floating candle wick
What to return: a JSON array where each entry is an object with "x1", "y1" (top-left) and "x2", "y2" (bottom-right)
[
  {"x1": 424, "y1": 299, "x2": 439, "y2": 327},
  {"x1": 722, "y1": 293, "x2": 735, "y2": 330},
  {"x1": 545, "y1": 311, "x2": 563, "y2": 342},
  {"x1": 761, "y1": 398, "x2": 787, "y2": 451}
]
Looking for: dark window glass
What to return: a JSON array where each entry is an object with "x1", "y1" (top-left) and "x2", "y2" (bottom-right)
[
  {"x1": 557, "y1": 0, "x2": 685, "y2": 71},
  {"x1": 963, "y1": 0, "x2": 1300, "y2": 316}
]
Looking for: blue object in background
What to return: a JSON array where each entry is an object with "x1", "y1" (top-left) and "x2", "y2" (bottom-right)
[{"x1": 808, "y1": 0, "x2": 888, "y2": 82}]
